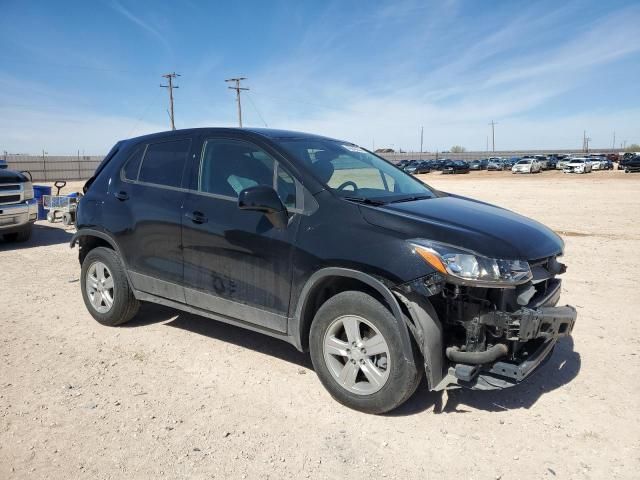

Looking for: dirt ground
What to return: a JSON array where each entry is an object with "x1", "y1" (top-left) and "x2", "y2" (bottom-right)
[{"x1": 1, "y1": 169, "x2": 639, "y2": 479}]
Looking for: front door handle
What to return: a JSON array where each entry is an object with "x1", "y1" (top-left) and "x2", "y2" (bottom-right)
[
  {"x1": 115, "y1": 191, "x2": 129, "y2": 201},
  {"x1": 186, "y1": 211, "x2": 208, "y2": 224}
]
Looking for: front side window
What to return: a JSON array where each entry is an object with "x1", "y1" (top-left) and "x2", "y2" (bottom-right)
[
  {"x1": 199, "y1": 138, "x2": 297, "y2": 208},
  {"x1": 277, "y1": 139, "x2": 434, "y2": 203},
  {"x1": 138, "y1": 139, "x2": 191, "y2": 188}
]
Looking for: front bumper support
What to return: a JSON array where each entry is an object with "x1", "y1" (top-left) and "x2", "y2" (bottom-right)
[{"x1": 435, "y1": 305, "x2": 577, "y2": 391}]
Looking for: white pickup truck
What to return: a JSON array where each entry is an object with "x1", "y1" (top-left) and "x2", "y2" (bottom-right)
[{"x1": 0, "y1": 165, "x2": 38, "y2": 242}]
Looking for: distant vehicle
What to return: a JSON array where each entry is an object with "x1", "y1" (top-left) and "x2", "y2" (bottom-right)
[
  {"x1": 545, "y1": 155, "x2": 559, "y2": 170},
  {"x1": 397, "y1": 159, "x2": 410, "y2": 168},
  {"x1": 0, "y1": 159, "x2": 7, "y2": 169},
  {"x1": 487, "y1": 159, "x2": 505, "y2": 171},
  {"x1": 556, "y1": 157, "x2": 574, "y2": 170},
  {"x1": 563, "y1": 158, "x2": 592, "y2": 174},
  {"x1": 603, "y1": 159, "x2": 614, "y2": 170},
  {"x1": 512, "y1": 158, "x2": 541, "y2": 174},
  {"x1": 414, "y1": 161, "x2": 431, "y2": 174},
  {"x1": 531, "y1": 155, "x2": 548, "y2": 170},
  {"x1": 431, "y1": 159, "x2": 448, "y2": 171},
  {"x1": 468, "y1": 160, "x2": 483, "y2": 171},
  {"x1": 606, "y1": 153, "x2": 619, "y2": 162},
  {"x1": 0, "y1": 167, "x2": 37, "y2": 242},
  {"x1": 442, "y1": 160, "x2": 470, "y2": 174},
  {"x1": 623, "y1": 156, "x2": 640, "y2": 173},
  {"x1": 588, "y1": 156, "x2": 607, "y2": 170},
  {"x1": 505, "y1": 157, "x2": 520, "y2": 168},
  {"x1": 403, "y1": 160, "x2": 420, "y2": 173}
]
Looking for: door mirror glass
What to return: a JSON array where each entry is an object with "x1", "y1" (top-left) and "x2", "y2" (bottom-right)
[{"x1": 238, "y1": 185, "x2": 288, "y2": 229}]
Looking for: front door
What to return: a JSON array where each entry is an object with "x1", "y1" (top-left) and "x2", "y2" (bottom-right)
[{"x1": 181, "y1": 136, "x2": 301, "y2": 332}]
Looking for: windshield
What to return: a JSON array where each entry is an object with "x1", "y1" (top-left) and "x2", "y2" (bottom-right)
[
  {"x1": 277, "y1": 138, "x2": 435, "y2": 202},
  {"x1": 518, "y1": 159, "x2": 532, "y2": 164}
]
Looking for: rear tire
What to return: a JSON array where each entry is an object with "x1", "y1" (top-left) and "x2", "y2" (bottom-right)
[
  {"x1": 309, "y1": 291, "x2": 422, "y2": 414},
  {"x1": 81, "y1": 247, "x2": 139, "y2": 326}
]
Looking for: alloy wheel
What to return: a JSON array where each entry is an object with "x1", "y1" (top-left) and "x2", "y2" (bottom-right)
[
  {"x1": 323, "y1": 315, "x2": 391, "y2": 395},
  {"x1": 86, "y1": 261, "x2": 115, "y2": 314}
]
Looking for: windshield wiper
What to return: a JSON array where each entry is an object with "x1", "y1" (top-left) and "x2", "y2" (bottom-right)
[
  {"x1": 387, "y1": 195, "x2": 432, "y2": 204},
  {"x1": 343, "y1": 196, "x2": 387, "y2": 206}
]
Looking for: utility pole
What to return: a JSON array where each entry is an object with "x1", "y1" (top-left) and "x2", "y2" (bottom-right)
[
  {"x1": 612, "y1": 131, "x2": 616, "y2": 151},
  {"x1": 225, "y1": 77, "x2": 249, "y2": 127},
  {"x1": 582, "y1": 130, "x2": 591, "y2": 153},
  {"x1": 160, "y1": 72, "x2": 180, "y2": 130},
  {"x1": 489, "y1": 120, "x2": 497, "y2": 152},
  {"x1": 420, "y1": 126, "x2": 424, "y2": 156}
]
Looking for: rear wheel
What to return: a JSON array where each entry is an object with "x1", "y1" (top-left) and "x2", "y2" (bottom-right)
[
  {"x1": 81, "y1": 247, "x2": 139, "y2": 326},
  {"x1": 309, "y1": 291, "x2": 422, "y2": 414}
]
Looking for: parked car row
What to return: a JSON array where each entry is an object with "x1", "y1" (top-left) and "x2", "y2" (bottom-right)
[{"x1": 396, "y1": 153, "x2": 623, "y2": 175}]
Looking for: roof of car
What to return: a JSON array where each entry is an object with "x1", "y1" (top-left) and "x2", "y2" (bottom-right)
[{"x1": 124, "y1": 127, "x2": 344, "y2": 144}]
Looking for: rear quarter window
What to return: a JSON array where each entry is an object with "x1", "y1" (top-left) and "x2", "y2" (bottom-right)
[
  {"x1": 138, "y1": 139, "x2": 191, "y2": 188},
  {"x1": 121, "y1": 147, "x2": 145, "y2": 181}
]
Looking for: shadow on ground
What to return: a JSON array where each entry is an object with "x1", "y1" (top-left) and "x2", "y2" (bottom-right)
[
  {"x1": 0, "y1": 222, "x2": 74, "y2": 250},
  {"x1": 389, "y1": 336, "x2": 581, "y2": 416},
  {"x1": 127, "y1": 303, "x2": 580, "y2": 416},
  {"x1": 127, "y1": 302, "x2": 312, "y2": 369}
]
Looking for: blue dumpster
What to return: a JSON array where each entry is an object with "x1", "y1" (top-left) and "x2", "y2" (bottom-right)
[{"x1": 33, "y1": 185, "x2": 52, "y2": 220}]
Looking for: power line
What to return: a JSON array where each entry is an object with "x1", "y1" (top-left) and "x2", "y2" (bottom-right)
[
  {"x1": 160, "y1": 72, "x2": 180, "y2": 130},
  {"x1": 225, "y1": 77, "x2": 249, "y2": 128},
  {"x1": 488, "y1": 120, "x2": 498, "y2": 152},
  {"x1": 246, "y1": 93, "x2": 268, "y2": 127}
]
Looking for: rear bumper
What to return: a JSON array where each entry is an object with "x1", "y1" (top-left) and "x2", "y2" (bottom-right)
[
  {"x1": 0, "y1": 201, "x2": 37, "y2": 233},
  {"x1": 437, "y1": 304, "x2": 577, "y2": 391}
]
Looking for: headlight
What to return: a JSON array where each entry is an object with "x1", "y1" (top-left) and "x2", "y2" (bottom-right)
[
  {"x1": 411, "y1": 240, "x2": 532, "y2": 287},
  {"x1": 23, "y1": 181, "x2": 34, "y2": 200}
]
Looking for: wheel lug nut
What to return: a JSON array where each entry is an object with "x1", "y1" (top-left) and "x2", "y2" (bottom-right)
[
  {"x1": 361, "y1": 349, "x2": 366, "y2": 354},
  {"x1": 359, "y1": 359, "x2": 364, "y2": 364},
  {"x1": 351, "y1": 359, "x2": 356, "y2": 364}
]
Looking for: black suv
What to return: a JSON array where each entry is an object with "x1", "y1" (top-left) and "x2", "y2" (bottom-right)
[{"x1": 72, "y1": 128, "x2": 577, "y2": 413}]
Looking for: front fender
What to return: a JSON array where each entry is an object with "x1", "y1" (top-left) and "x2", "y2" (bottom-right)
[
  {"x1": 393, "y1": 288, "x2": 445, "y2": 390},
  {"x1": 290, "y1": 267, "x2": 416, "y2": 367}
]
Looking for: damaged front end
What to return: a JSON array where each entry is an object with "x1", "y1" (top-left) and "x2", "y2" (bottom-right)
[{"x1": 394, "y1": 253, "x2": 577, "y2": 391}]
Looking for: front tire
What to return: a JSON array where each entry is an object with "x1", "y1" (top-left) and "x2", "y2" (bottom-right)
[
  {"x1": 81, "y1": 247, "x2": 139, "y2": 326},
  {"x1": 309, "y1": 291, "x2": 422, "y2": 414}
]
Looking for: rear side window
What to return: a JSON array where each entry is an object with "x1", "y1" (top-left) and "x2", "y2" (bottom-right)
[
  {"x1": 122, "y1": 147, "x2": 144, "y2": 181},
  {"x1": 138, "y1": 139, "x2": 191, "y2": 188}
]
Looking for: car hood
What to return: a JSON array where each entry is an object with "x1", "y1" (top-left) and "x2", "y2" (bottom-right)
[
  {"x1": 360, "y1": 194, "x2": 563, "y2": 260},
  {"x1": 0, "y1": 169, "x2": 27, "y2": 184}
]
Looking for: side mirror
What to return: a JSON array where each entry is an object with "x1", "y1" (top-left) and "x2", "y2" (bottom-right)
[{"x1": 238, "y1": 185, "x2": 288, "y2": 229}]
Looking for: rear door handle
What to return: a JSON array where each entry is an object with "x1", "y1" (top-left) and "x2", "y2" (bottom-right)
[
  {"x1": 186, "y1": 211, "x2": 208, "y2": 224},
  {"x1": 115, "y1": 191, "x2": 129, "y2": 201}
]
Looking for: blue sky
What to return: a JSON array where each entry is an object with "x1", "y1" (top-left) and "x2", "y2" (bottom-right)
[{"x1": 1, "y1": 0, "x2": 639, "y2": 154}]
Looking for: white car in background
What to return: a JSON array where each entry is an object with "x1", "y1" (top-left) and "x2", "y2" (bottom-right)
[
  {"x1": 534, "y1": 155, "x2": 549, "y2": 170},
  {"x1": 512, "y1": 158, "x2": 541, "y2": 174},
  {"x1": 563, "y1": 158, "x2": 592, "y2": 174},
  {"x1": 588, "y1": 156, "x2": 606, "y2": 170}
]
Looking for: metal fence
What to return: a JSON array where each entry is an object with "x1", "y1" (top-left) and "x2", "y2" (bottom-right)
[
  {"x1": 5, "y1": 154, "x2": 103, "y2": 182},
  {"x1": 3, "y1": 148, "x2": 617, "y2": 182}
]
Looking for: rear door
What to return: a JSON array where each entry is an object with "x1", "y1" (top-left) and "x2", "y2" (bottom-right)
[
  {"x1": 106, "y1": 136, "x2": 194, "y2": 302},
  {"x1": 181, "y1": 134, "x2": 302, "y2": 332}
]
